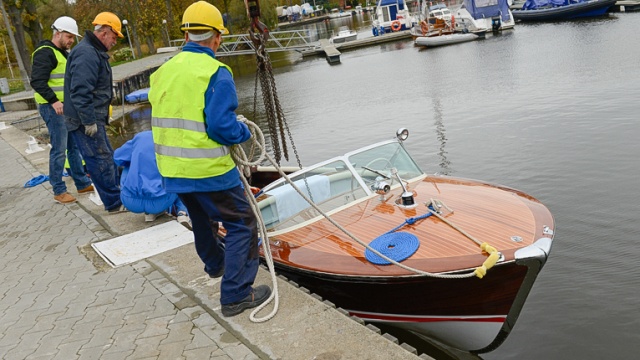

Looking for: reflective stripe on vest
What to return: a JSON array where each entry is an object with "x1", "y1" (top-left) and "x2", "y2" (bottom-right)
[
  {"x1": 32, "y1": 45, "x2": 66, "y2": 104},
  {"x1": 149, "y1": 51, "x2": 235, "y2": 179}
]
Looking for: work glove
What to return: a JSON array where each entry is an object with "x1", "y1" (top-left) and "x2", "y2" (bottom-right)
[{"x1": 84, "y1": 123, "x2": 98, "y2": 137}]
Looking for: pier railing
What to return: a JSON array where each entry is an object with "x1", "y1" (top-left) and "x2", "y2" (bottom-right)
[{"x1": 170, "y1": 30, "x2": 321, "y2": 57}]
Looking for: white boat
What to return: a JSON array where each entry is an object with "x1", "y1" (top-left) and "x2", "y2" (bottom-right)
[
  {"x1": 415, "y1": 32, "x2": 480, "y2": 47},
  {"x1": 330, "y1": 26, "x2": 358, "y2": 44},
  {"x1": 329, "y1": 9, "x2": 353, "y2": 18},
  {"x1": 454, "y1": 0, "x2": 515, "y2": 32},
  {"x1": 372, "y1": 0, "x2": 412, "y2": 35}
]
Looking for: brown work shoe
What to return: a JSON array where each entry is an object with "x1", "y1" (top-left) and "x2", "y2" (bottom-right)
[
  {"x1": 78, "y1": 184, "x2": 94, "y2": 194},
  {"x1": 54, "y1": 192, "x2": 76, "y2": 204}
]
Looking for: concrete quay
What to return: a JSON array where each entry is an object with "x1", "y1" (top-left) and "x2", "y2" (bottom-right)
[{"x1": 0, "y1": 123, "x2": 431, "y2": 359}]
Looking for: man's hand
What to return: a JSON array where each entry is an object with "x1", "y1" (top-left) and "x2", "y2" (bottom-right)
[
  {"x1": 52, "y1": 101, "x2": 64, "y2": 115},
  {"x1": 84, "y1": 123, "x2": 98, "y2": 137}
]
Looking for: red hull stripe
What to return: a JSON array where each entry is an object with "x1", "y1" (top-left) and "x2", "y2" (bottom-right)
[{"x1": 349, "y1": 311, "x2": 507, "y2": 323}]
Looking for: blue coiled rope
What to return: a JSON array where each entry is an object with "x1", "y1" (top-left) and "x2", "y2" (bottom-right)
[
  {"x1": 365, "y1": 232, "x2": 420, "y2": 265},
  {"x1": 364, "y1": 206, "x2": 437, "y2": 265},
  {"x1": 24, "y1": 174, "x2": 49, "y2": 188}
]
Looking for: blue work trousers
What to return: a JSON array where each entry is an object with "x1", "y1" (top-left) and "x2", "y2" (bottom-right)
[
  {"x1": 69, "y1": 125, "x2": 122, "y2": 210},
  {"x1": 39, "y1": 104, "x2": 92, "y2": 195},
  {"x1": 179, "y1": 186, "x2": 259, "y2": 305}
]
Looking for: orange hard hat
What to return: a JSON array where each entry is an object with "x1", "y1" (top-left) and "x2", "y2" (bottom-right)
[{"x1": 92, "y1": 12, "x2": 124, "y2": 38}]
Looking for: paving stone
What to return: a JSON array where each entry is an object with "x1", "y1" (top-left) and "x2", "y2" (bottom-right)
[
  {"x1": 183, "y1": 347, "x2": 218, "y2": 359},
  {"x1": 80, "y1": 325, "x2": 120, "y2": 350},
  {"x1": 157, "y1": 339, "x2": 191, "y2": 360},
  {"x1": 138, "y1": 315, "x2": 173, "y2": 339},
  {"x1": 160, "y1": 321, "x2": 194, "y2": 345},
  {"x1": 129, "y1": 334, "x2": 165, "y2": 358},
  {"x1": 184, "y1": 328, "x2": 219, "y2": 351},
  {"x1": 0, "y1": 135, "x2": 262, "y2": 360},
  {"x1": 103, "y1": 329, "x2": 142, "y2": 354},
  {"x1": 97, "y1": 350, "x2": 134, "y2": 360}
]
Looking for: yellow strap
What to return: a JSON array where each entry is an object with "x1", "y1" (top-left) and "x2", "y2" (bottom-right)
[{"x1": 474, "y1": 242, "x2": 500, "y2": 279}]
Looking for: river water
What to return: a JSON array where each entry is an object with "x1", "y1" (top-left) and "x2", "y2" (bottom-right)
[{"x1": 116, "y1": 11, "x2": 640, "y2": 360}]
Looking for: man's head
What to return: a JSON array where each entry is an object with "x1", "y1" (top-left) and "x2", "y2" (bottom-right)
[
  {"x1": 51, "y1": 16, "x2": 80, "y2": 51},
  {"x1": 92, "y1": 12, "x2": 124, "y2": 50},
  {"x1": 181, "y1": 1, "x2": 228, "y2": 51}
]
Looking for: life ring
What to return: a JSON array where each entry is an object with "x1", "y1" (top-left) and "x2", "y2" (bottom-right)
[
  {"x1": 420, "y1": 20, "x2": 429, "y2": 35},
  {"x1": 391, "y1": 20, "x2": 402, "y2": 32}
]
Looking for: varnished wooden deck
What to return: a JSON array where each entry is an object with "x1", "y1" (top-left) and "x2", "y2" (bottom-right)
[{"x1": 265, "y1": 175, "x2": 554, "y2": 276}]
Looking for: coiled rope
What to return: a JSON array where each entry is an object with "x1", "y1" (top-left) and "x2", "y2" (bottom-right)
[{"x1": 231, "y1": 119, "x2": 493, "y2": 324}]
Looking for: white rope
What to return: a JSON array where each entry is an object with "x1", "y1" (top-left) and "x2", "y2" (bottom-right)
[{"x1": 230, "y1": 116, "x2": 279, "y2": 323}]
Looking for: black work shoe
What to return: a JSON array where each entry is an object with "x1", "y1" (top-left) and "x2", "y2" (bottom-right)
[
  {"x1": 221, "y1": 285, "x2": 271, "y2": 317},
  {"x1": 208, "y1": 267, "x2": 224, "y2": 279}
]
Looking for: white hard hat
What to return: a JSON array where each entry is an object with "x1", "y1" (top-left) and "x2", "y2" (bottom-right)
[{"x1": 52, "y1": 16, "x2": 81, "y2": 37}]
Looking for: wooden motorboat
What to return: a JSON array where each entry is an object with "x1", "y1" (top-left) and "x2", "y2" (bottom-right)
[
  {"x1": 512, "y1": 0, "x2": 616, "y2": 21},
  {"x1": 254, "y1": 128, "x2": 555, "y2": 353}
]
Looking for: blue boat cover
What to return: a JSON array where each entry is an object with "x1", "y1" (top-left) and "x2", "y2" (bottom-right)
[
  {"x1": 522, "y1": 0, "x2": 580, "y2": 9},
  {"x1": 378, "y1": 0, "x2": 406, "y2": 10},
  {"x1": 462, "y1": 0, "x2": 512, "y2": 22}
]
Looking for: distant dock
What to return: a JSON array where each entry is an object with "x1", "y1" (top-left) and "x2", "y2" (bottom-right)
[
  {"x1": 612, "y1": 0, "x2": 640, "y2": 11},
  {"x1": 303, "y1": 30, "x2": 413, "y2": 62}
]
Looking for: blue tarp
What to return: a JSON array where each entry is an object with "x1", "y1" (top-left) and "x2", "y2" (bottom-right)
[
  {"x1": 522, "y1": 0, "x2": 581, "y2": 9},
  {"x1": 124, "y1": 88, "x2": 149, "y2": 104},
  {"x1": 462, "y1": 0, "x2": 512, "y2": 22}
]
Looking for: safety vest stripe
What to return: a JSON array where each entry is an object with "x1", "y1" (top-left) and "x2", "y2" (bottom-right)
[
  {"x1": 50, "y1": 86, "x2": 64, "y2": 91},
  {"x1": 152, "y1": 117, "x2": 206, "y2": 133},
  {"x1": 154, "y1": 143, "x2": 229, "y2": 159},
  {"x1": 50, "y1": 74, "x2": 64, "y2": 79}
]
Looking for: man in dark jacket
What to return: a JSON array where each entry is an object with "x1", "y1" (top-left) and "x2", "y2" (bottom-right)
[
  {"x1": 64, "y1": 12, "x2": 126, "y2": 213},
  {"x1": 31, "y1": 16, "x2": 93, "y2": 204}
]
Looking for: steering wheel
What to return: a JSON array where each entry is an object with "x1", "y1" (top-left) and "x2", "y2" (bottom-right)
[{"x1": 362, "y1": 158, "x2": 393, "y2": 179}]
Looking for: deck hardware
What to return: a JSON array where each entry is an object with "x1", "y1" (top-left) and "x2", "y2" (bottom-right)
[
  {"x1": 542, "y1": 226, "x2": 554, "y2": 236},
  {"x1": 511, "y1": 236, "x2": 523, "y2": 243}
]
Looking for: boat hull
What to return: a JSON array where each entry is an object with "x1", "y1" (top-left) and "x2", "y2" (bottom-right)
[
  {"x1": 330, "y1": 34, "x2": 357, "y2": 43},
  {"x1": 266, "y1": 238, "x2": 551, "y2": 353},
  {"x1": 512, "y1": 0, "x2": 616, "y2": 20},
  {"x1": 415, "y1": 33, "x2": 479, "y2": 47}
]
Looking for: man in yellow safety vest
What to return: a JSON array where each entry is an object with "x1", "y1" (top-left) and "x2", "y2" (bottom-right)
[
  {"x1": 149, "y1": 1, "x2": 270, "y2": 317},
  {"x1": 31, "y1": 16, "x2": 94, "y2": 204}
]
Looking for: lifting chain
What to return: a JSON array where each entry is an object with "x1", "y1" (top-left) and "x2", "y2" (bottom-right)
[{"x1": 245, "y1": 0, "x2": 302, "y2": 169}]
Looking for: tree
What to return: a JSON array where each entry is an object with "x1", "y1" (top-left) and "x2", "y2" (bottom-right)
[{"x1": 3, "y1": 0, "x2": 41, "y2": 75}]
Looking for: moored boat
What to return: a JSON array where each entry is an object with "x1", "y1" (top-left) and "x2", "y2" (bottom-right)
[
  {"x1": 512, "y1": 0, "x2": 616, "y2": 21},
  {"x1": 372, "y1": 0, "x2": 412, "y2": 35},
  {"x1": 330, "y1": 26, "x2": 358, "y2": 43},
  {"x1": 455, "y1": 0, "x2": 515, "y2": 32},
  {"x1": 415, "y1": 32, "x2": 481, "y2": 47},
  {"x1": 254, "y1": 128, "x2": 555, "y2": 353}
]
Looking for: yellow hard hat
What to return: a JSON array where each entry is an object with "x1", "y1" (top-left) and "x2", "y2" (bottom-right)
[
  {"x1": 92, "y1": 12, "x2": 124, "y2": 38},
  {"x1": 181, "y1": 1, "x2": 228, "y2": 35}
]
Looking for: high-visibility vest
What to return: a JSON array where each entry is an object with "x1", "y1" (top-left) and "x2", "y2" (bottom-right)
[
  {"x1": 149, "y1": 51, "x2": 235, "y2": 179},
  {"x1": 32, "y1": 45, "x2": 66, "y2": 104}
]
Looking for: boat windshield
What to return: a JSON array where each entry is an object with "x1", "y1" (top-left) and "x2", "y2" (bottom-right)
[{"x1": 258, "y1": 141, "x2": 424, "y2": 231}]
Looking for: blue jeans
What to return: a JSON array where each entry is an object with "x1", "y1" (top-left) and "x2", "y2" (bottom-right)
[
  {"x1": 69, "y1": 125, "x2": 122, "y2": 210},
  {"x1": 179, "y1": 186, "x2": 259, "y2": 304},
  {"x1": 39, "y1": 104, "x2": 92, "y2": 195}
]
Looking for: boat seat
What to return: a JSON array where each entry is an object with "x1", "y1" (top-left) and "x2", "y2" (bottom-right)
[{"x1": 264, "y1": 174, "x2": 332, "y2": 223}]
